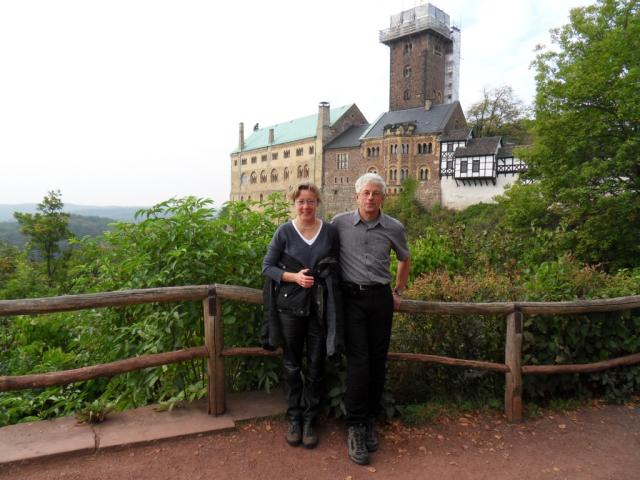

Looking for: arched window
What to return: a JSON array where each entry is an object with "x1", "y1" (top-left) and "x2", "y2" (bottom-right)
[
  {"x1": 403, "y1": 65, "x2": 411, "y2": 78},
  {"x1": 367, "y1": 147, "x2": 371, "y2": 157},
  {"x1": 303, "y1": 164, "x2": 309, "y2": 178},
  {"x1": 427, "y1": 142, "x2": 433, "y2": 154},
  {"x1": 403, "y1": 90, "x2": 410, "y2": 101},
  {"x1": 271, "y1": 169, "x2": 278, "y2": 182},
  {"x1": 250, "y1": 172, "x2": 257, "y2": 184},
  {"x1": 419, "y1": 167, "x2": 428, "y2": 181},
  {"x1": 297, "y1": 165, "x2": 303, "y2": 178},
  {"x1": 283, "y1": 167, "x2": 289, "y2": 181},
  {"x1": 260, "y1": 170, "x2": 267, "y2": 183}
]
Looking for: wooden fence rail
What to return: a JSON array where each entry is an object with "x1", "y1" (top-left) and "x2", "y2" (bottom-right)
[{"x1": 1, "y1": 285, "x2": 640, "y2": 422}]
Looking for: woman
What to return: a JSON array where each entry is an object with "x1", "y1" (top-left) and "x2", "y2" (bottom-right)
[{"x1": 262, "y1": 182, "x2": 342, "y2": 449}]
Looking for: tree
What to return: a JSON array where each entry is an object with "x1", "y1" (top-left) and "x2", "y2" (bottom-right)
[
  {"x1": 14, "y1": 190, "x2": 74, "y2": 286},
  {"x1": 504, "y1": 0, "x2": 640, "y2": 269},
  {"x1": 465, "y1": 85, "x2": 531, "y2": 143}
]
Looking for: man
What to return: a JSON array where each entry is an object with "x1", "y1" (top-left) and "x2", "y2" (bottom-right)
[{"x1": 332, "y1": 173, "x2": 411, "y2": 465}]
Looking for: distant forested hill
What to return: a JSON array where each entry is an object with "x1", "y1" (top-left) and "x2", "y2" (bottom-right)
[
  {"x1": 0, "y1": 214, "x2": 121, "y2": 247},
  {"x1": 0, "y1": 204, "x2": 145, "y2": 222}
]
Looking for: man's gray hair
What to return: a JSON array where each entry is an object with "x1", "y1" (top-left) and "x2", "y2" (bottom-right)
[{"x1": 355, "y1": 173, "x2": 387, "y2": 194}]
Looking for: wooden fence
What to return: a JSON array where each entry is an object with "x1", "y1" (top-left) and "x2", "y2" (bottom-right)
[{"x1": 1, "y1": 285, "x2": 640, "y2": 422}]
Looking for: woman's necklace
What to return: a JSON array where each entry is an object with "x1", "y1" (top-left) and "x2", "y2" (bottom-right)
[{"x1": 295, "y1": 218, "x2": 318, "y2": 231}]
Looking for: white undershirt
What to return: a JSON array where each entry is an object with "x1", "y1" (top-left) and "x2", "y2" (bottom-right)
[{"x1": 292, "y1": 219, "x2": 323, "y2": 246}]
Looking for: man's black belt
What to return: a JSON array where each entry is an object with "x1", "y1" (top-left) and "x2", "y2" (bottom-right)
[{"x1": 342, "y1": 282, "x2": 389, "y2": 292}]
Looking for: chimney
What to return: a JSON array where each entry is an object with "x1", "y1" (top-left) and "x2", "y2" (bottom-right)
[
  {"x1": 424, "y1": 99, "x2": 432, "y2": 111},
  {"x1": 316, "y1": 101, "x2": 330, "y2": 144},
  {"x1": 268, "y1": 128, "x2": 274, "y2": 144},
  {"x1": 238, "y1": 122, "x2": 245, "y2": 151}
]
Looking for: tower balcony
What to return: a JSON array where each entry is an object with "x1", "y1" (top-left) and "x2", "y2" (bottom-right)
[{"x1": 379, "y1": 15, "x2": 451, "y2": 44}]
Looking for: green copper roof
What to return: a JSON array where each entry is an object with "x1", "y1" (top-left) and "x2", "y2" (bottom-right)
[{"x1": 233, "y1": 104, "x2": 353, "y2": 154}]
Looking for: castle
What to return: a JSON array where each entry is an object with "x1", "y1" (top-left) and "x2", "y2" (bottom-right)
[{"x1": 229, "y1": 3, "x2": 525, "y2": 217}]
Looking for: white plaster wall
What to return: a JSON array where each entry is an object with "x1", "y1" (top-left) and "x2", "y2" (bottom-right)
[{"x1": 440, "y1": 174, "x2": 519, "y2": 210}]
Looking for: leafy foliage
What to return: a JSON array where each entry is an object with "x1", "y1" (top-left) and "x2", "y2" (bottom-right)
[
  {"x1": 465, "y1": 85, "x2": 532, "y2": 143},
  {"x1": 13, "y1": 190, "x2": 74, "y2": 287},
  {"x1": 509, "y1": 0, "x2": 640, "y2": 270}
]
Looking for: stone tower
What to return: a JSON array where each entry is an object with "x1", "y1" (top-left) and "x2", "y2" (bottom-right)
[{"x1": 380, "y1": 3, "x2": 460, "y2": 111}]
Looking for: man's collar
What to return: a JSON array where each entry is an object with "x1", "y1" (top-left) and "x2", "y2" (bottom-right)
[{"x1": 352, "y1": 209, "x2": 387, "y2": 227}]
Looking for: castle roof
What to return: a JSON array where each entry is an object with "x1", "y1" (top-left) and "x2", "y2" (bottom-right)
[
  {"x1": 440, "y1": 127, "x2": 472, "y2": 142},
  {"x1": 233, "y1": 104, "x2": 354, "y2": 153},
  {"x1": 454, "y1": 136, "x2": 502, "y2": 157},
  {"x1": 497, "y1": 144, "x2": 515, "y2": 158},
  {"x1": 325, "y1": 124, "x2": 370, "y2": 149},
  {"x1": 361, "y1": 101, "x2": 461, "y2": 139}
]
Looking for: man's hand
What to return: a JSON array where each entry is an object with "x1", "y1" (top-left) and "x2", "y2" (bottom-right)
[{"x1": 392, "y1": 290, "x2": 402, "y2": 310}]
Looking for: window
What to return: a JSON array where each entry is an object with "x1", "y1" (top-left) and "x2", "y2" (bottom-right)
[
  {"x1": 271, "y1": 169, "x2": 278, "y2": 182},
  {"x1": 337, "y1": 153, "x2": 348, "y2": 170},
  {"x1": 447, "y1": 159, "x2": 454, "y2": 170},
  {"x1": 400, "y1": 168, "x2": 408, "y2": 180},
  {"x1": 296, "y1": 147, "x2": 303, "y2": 156},
  {"x1": 283, "y1": 167, "x2": 289, "y2": 181},
  {"x1": 233, "y1": 159, "x2": 237, "y2": 166},
  {"x1": 284, "y1": 150, "x2": 290, "y2": 159},
  {"x1": 271, "y1": 152, "x2": 278, "y2": 160},
  {"x1": 401, "y1": 143, "x2": 409, "y2": 154},
  {"x1": 309, "y1": 146, "x2": 314, "y2": 155},
  {"x1": 403, "y1": 42, "x2": 413, "y2": 55},
  {"x1": 460, "y1": 161, "x2": 468, "y2": 174},
  {"x1": 427, "y1": 142, "x2": 432, "y2": 154},
  {"x1": 403, "y1": 90, "x2": 410, "y2": 101},
  {"x1": 241, "y1": 158, "x2": 247, "y2": 165},
  {"x1": 250, "y1": 172, "x2": 257, "y2": 184},
  {"x1": 472, "y1": 159, "x2": 480, "y2": 173},
  {"x1": 260, "y1": 170, "x2": 267, "y2": 183},
  {"x1": 447, "y1": 143, "x2": 454, "y2": 152},
  {"x1": 403, "y1": 65, "x2": 411, "y2": 78},
  {"x1": 240, "y1": 173, "x2": 248, "y2": 185},
  {"x1": 434, "y1": 41, "x2": 442, "y2": 56},
  {"x1": 297, "y1": 165, "x2": 303, "y2": 178},
  {"x1": 260, "y1": 194, "x2": 263, "y2": 202},
  {"x1": 261, "y1": 154, "x2": 267, "y2": 162},
  {"x1": 303, "y1": 164, "x2": 309, "y2": 178},
  {"x1": 419, "y1": 167, "x2": 428, "y2": 181},
  {"x1": 251, "y1": 156, "x2": 257, "y2": 164},
  {"x1": 367, "y1": 147, "x2": 371, "y2": 157},
  {"x1": 390, "y1": 144, "x2": 398, "y2": 154}
]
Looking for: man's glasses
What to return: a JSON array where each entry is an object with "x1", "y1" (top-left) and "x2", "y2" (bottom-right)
[{"x1": 358, "y1": 190, "x2": 383, "y2": 198}]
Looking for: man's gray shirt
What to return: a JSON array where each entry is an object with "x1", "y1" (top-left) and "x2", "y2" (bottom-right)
[{"x1": 332, "y1": 209, "x2": 409, "y2": 285}]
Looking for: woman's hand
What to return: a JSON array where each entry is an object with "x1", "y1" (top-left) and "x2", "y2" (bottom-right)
[
  {"x1": 295, "y1": 268, "x2": 314, "y2": 288},
  {"x1": 281, "y1": 268, "x2": 315, "y2": 288}
]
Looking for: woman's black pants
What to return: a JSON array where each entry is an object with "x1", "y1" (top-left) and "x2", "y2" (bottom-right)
[{"x1": 279, "y1": 311, "x2": 325, "y2": 424}]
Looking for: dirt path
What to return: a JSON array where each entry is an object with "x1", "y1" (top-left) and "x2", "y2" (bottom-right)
[{"x1": 1, "y1": 402, "x2": 638, "y2": 480}]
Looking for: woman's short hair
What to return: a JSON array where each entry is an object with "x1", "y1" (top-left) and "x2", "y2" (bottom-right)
[
  {"x1": 290, "y1": 182, "x2": 322, "y2": 203},
  {"x1": 355, "y1": 173, "x2": 387, "y2": 195}
]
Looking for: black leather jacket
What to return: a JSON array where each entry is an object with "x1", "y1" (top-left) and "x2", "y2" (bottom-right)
[{"x1": 261, "y1": 252, "x2": 344, "y2": 357}]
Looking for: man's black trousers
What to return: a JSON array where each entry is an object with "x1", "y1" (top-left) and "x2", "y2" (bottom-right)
[
  {"x1": 343, "y1": 285, "x2": 394, "y2": 426},
  {"x1": 279, "y1": 311, "x2": 325, "y2": 423}
]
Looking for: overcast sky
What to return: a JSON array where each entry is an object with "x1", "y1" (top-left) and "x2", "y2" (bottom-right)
[{"x1": 0, "y1": 0, "x2": 592, "y2": 207}]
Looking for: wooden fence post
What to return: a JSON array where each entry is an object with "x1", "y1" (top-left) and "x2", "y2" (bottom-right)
[
  {"x1": 504, "y1": 309, "x2": 523, "y2": 422},
  {"x1": 203, "y1": 286, "x2": 225, "y2": 415}
]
